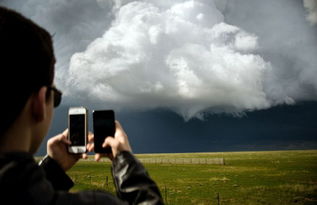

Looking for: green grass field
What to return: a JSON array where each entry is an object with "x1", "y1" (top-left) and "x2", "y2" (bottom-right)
[{"x1": 67, "y1": 150, "x2": 317, "y2": 205}]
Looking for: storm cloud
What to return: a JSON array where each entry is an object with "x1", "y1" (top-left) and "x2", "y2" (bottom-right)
[{"x1": 2, "y1": 0, "x2": 317, "y2": 119}]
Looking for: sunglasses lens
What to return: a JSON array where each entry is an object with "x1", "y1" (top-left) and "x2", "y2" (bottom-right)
[{"x1": 53, "y1": 89, "x2": 62, "y2": 107}]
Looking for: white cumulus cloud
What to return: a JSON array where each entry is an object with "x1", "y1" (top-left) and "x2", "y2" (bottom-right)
[{"x1": 68, "y1": 0, "x2": 272, "y2": 119}]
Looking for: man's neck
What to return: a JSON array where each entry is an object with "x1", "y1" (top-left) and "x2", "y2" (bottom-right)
[{"x1": 0, "y1": 124, "x2": 31, "y2": 153}]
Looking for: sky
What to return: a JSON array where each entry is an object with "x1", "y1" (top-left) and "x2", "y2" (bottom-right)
[{"x1": 1, "y1": 0, "x2": 316, "y2": 155}]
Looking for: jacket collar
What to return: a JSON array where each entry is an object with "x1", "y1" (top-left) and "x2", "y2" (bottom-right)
[{"x1": 0, "y1": 151, "x2": 34, "y2": 163}]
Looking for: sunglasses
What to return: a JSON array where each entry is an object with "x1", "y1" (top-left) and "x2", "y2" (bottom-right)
[{"x1": 47, "y1": 86, "x2": 62, "y2": 107}]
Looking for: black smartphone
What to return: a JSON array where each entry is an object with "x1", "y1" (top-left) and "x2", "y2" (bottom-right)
[
  {"x1": 68, "y1": 107, "x2": 88, "y2": 154},
  {"x1": 93, "y1": 110, "x2": 115, "y2": 153}
]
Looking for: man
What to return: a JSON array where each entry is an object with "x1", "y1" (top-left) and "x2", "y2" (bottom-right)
[{"x1": 0, "y1": 6, "x2": 163, "y2": 205}]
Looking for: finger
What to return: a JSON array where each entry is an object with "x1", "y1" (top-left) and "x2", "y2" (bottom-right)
[
  {"x1": 88, "y1": 132, "x2": 94, "y2": 143},
  {"x1": 82, "y1": 153, "x2": 88, "y2": 159},
  {"x1": 87, "y1": 132, "x2": 94, "y2": 152},
  {"x1": 57, "y1": 129, "x2": 69, "y2": 142},
  {"x1": 95, "y1": 153, "x2": 102, "y2": 162},
  {"x1": 103, "y1": 137, "x2": 117, "y2": 148},
  {"x1": 115, "y1": 120, "x2": 123, "y2": 130},
  {"x1": 87, "y1": 142, "x2": 94, "y2": 152},
  {"x1": 114, "y1": 121, "x2": 128, "y2": 141},
  {"x1": 62, "y1": 129, "x2": 69, "y2": 137},
  {"x1": 87, "y1": 143, "x2": 91, "y2": 149},
  {"x1": 114, "y1": 121, "x2": 124, "y2": 137}
]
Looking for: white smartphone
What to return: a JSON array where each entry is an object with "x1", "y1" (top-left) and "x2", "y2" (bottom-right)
[{"x1": 68, "y1": 107, "x2": 87, "y2": 154}]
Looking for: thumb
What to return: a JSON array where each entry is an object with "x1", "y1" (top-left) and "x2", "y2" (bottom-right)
[
  {"x1": 62, "y1": 129, "x2": 69, "y2": 137},
  {"x1": 103, "y1": 137, "x2": 119, "y2": 157},
  {"x1": 103, "y1": 137, "x2": 118, "y2": 149}
]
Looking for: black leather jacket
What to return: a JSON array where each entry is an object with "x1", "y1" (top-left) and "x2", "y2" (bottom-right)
[{"x1": 0, "y1": 151, "x2": 163, "y2": 205}]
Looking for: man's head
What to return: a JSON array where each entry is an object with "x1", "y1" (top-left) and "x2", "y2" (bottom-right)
[{"x1": 0, "y1": 6, "x2": 58, "y2": 153}]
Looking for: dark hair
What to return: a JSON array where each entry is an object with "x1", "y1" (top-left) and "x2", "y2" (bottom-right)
[{"x1": 0, "y1": 6, "x2": 55, "y2": 135}]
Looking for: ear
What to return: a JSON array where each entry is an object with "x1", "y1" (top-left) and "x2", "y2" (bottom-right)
[{"x1": 31, "y1": 86, "x2": 48, "y2": 122}]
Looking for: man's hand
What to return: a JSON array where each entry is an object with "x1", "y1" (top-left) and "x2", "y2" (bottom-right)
[
  {"x1": 47, "y1": 129, "x2": 89, "y2": 171},
  {"x1": 87, "y1": 121, "x2": 132, "y2": 161}
]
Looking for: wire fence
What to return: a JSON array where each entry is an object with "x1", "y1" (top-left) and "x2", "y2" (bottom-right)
[
  {"x1": 36, "y1": 156, "x2": 225, "y2": 165},
  {"x1": 138, "y1": 158, "x2": 225, "y2": 165}
]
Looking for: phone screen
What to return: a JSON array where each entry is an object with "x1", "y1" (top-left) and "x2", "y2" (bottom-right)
[
  {"x1": 69, "y1": 114, "x2": 85, "y2": 146},
  {"x1": 93, "y1": 110, "x2": 115, "y2": 153}
]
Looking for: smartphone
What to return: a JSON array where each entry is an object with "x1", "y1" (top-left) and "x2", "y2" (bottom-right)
[
  {"x1": 68, "y1": 107, "x2": 88, "y2": 154},
  {"x1": 93, "y1": 110, "x2": 115, "y2": 153}
]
